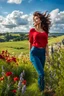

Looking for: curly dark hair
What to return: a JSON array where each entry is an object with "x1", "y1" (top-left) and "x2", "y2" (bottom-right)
[{"x1": 33, "y1": 11, "x2": 51, "y2": 34}]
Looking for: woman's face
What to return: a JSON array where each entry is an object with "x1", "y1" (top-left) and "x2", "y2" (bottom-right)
[{"x1": 33, "y1": 16, "x2": 41, "y2": 26}]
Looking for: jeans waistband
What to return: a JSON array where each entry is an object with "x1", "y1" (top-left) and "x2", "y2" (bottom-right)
[
  {"x1": 33, "y1": 46, "x2": 45, "y2": 48},
  {"x1": 32, "y1": 46, "x2": 45, "y2": 50}
]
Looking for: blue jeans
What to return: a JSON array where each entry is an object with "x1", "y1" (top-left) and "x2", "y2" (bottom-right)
[{"x1": 30, "y1": 46, "x2": 46, "y2": 91}]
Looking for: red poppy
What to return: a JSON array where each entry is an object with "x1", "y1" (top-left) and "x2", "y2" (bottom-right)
[
  {"x1": 14, "y1": 77, "x2": 19, "y2": 82},
  {"x1": 5, "y1": 50, "x2": 8, "y2": 54},
  {"x1": 2, "y1": 50, "x2": 5, "y2": 54},
  {"x1": 6, "y1": 58, "x2": 12, "y2": 63},
  {"x1": 12, "y1": 57, "x2": 16, "y2": 62},
  {"x1": 12, "y1": 90, "x2": 16, "y2": 93},
  {"x1": 22, "y1": 80, "x2": 27, "y2": 85},
  {"x1": 0, "y1": 54, "x2": 4, "y2": 59},
  {"x1": 0, "y1": 76, "x2": 4, "y2": 81},
  {"x1": 6, "y1": 72, "x2": 12, "y2": 76}
]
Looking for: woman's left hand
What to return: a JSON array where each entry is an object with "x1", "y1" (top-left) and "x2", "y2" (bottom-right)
[{"x1": 46, "y1": 55, "x2": 50, "y2": 62}]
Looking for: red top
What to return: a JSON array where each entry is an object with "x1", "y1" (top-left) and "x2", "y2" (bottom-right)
[{"x1": 29, "y1": 28, "x2": 48, "y2": 48}]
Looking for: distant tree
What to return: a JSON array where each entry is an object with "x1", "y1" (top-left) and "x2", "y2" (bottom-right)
[
  {"x1": 19, "y1": 33, "x2": 25, "y2": 40},
  {"x1": 4, "y1": 33, "x2": 10, "y2": 41},
  {"x1": 4, "y1": 33, "x2": 14, "y2": 41},
  {"x1": 0, "y1": 38, "x2": 5, "y2": 42}
]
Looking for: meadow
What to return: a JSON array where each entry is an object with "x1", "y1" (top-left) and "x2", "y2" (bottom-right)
[
  {"x1": 0, "y1": 35, "x2": 64, "y2": 96},
  {"x1": 0, "y1": 35, "x2": 64, "y2": 54}
]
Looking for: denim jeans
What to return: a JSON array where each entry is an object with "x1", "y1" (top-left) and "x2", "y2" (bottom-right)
[{"x1": 30, "y1": 46, "x2": 46, "y2": 91}]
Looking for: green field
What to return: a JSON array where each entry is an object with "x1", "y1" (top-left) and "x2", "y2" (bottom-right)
[
  {"x1": 0, "y1": 35, "x2": 64, "y2": 96},
  {"x1": 0, "y1": 40, "x2": 29, "y2": 55},
  {"x1": 0, "y1": 35, "x2": 64, "y2": 55}
]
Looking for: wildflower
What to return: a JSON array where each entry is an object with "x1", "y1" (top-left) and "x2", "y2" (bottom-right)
[
  {"x1": 1, "y1": 66, "x2": 5, "y2": 76},
  {"x1": 1, "y1": 72, "x2": 5, "y2": 76},
  {"x1": 22, "y1": 80, "x2": 27, "y2": 85},
  {"x1": 12, "y1": 57, "x2": 16, "y2": 62},
  {"x1": 23, "y1": 70, "x2": 25, "y2": 76},
  {"x1": 6, "y1": 72, "x2": 12, "y2": 76},
  {"x1": 22, "y1": 85, "x2": 26, "y2": 94},
  {"x1": 12, "y1": 89, "x2": 16, "y2": 93},
  {"x1": 6, "y1": 58, "x2": 12, "y2": 63},
  {"x1": 20, "y1": 73, "x2": 23, "y2": 77},
  {"x1": 2, "y1": 50, "x2": 5, "y2": 54},
  {"x1": 0, "y1": 54, "x2": 4, "y2": 59},
  {"x1": 20, "y1": 76, "x2": 24, "y2": 81},
  {"x1": 2, "y1": 65, "x2": 5, "y2": 71},
  {"x1": 0, "y1": 76, "x2": 4, "y2": 81},
  {"x1": 14, "y1": 77, "x2": 19, "y2": 82},
  {"x1": 5, "y1": 50, "x2": 8, "y2": 54},
  {"x1": 20, "y1": 70, "x2": 25, "y2": 77},
  {"x1": 18, "y1": 81, "x2": 22, "y2": 88}
]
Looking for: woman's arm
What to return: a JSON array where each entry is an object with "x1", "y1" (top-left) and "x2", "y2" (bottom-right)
[
  {"x1": 29, "y1": 43, "x2": 32, "y2": 50},
  {"x1": 45, "y1": 44, "x2": 49, "y2": 57},
  {"x1": 29, "y1": 43, "x2": 32, "y2": 57}
]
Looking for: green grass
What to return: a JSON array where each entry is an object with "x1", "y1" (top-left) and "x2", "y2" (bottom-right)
[
  {"x1": 0, "y1": 36, "x2": 4, "y2": 39},
  {"x1": 0, "y1": 35, "x2": 64, "y2": 55},
  {"x1": 0, "y1": 40, "x2": 29, "y2": 55},
  {"x1": 0, "y1": 35, "x2": 64, "y2": 96},
  {"x1": 48, "y1": 35, "x2": 64, "y2": 45}
]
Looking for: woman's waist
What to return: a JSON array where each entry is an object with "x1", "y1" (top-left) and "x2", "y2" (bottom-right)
[
  {"x1": 32, "y1": 43, "x2": 46, "y2": 48},
  {"x1": 32, "y1": 45, "x2": 46, "y2": 49}
]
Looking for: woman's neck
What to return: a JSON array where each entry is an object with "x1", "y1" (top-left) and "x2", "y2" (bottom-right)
[{"x1": 35, "y1": 26, "x2": 44, "y2": 32}]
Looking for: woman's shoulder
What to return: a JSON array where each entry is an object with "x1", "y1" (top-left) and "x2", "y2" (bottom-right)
[
  {"x1": 44, "y1": 31, "x2": 48, "y2": 35},
  {"x1": 43, "y1": 32, "x2": 48, "y2": 37},
  {"x1": 30, "y1": 28, "x2": 35, "y2": 32}
]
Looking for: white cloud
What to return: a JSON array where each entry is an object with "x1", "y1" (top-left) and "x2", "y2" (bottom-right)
[
  {"x1": 0, "y1": 9, "x2": 64, "y2": 33},
  {"x1": 0, "y1": 16, "x2": 4, "y2": 23},
  {"x1": 50, "y1": 9, "x2": 64, "y2": 33},
  {"x1": 0, "y1": 10, "x2": 32, "y2": 33},
  {"x1": 2, "y1": 10, "x2": 29, "y2": 28},
  {"x1": 50, "y1": 9, "x2": 59, "y2": 24},
  {"x1": 7, "y1": 0, "x2": 22, "y2": 4}
]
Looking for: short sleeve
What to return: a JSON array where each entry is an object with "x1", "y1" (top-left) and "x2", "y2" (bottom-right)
[
  {"x1": 45, "y1": 32, "x2": 48, "y2": 44},
  {"x1": 47, "y1": 34, "x2": 48, "y2": 44},
  {"x1": 29, "y1": 28, "x2": 34, "y2": 44}
]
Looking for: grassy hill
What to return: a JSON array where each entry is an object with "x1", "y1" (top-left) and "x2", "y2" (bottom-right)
[
  {"x1": 0, "y1": 35, "x2": 64, "y2": 96},
  {"x1": 0, "y1": 35, "x2": 64, "y2": 55}
]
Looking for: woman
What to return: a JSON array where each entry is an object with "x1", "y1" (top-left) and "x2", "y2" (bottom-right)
[{"x1": 29, "y1": 11, "x2": 51, "y2": 91}]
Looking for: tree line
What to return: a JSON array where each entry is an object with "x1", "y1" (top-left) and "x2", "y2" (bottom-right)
[{"x1": 0, "y1": 32, "x2": 29, "y2": 42}]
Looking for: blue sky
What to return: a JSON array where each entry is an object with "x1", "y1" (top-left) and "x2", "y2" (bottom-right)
[{"x1": 0, "y1": 0, "x2": 64, "y2": 33}]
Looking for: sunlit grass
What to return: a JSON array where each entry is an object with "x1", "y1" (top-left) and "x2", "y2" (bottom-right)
[
  {"x1": 48, "y1": 35, "x2": 64, "y2": 45},
  {"x1": 0, "y1": 40, "x2": 29, "y2": 54},
  {"x1": 0, "y1": 36, "x2": 64, "y2": 96},
  {"x1": 0, "y1": 35, "x2": 64, "y2": 55}
]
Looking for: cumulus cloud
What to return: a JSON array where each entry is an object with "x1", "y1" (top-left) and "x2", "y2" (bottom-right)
[
  {"x1": 50, "y1": 9, "x2": 64, "y2": 33},
  {"x1": 0, "y1": 10, "x2": 32, "y2": 33},
  {"x1": 2, "y1": 10, "x2": 29, "y2": 28},
  {"x1": 0, "y1": 9, "x2": 64, "y2": 33},
  {"x1": 50, "y1": 9, "x2": 59, "y2": 24},
  {"x1": 7, "y1": 0, "x2": 22, "y2": 4},
  {"x1": 0, "y1": 16, "x2": 4, "y2": 23}
]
